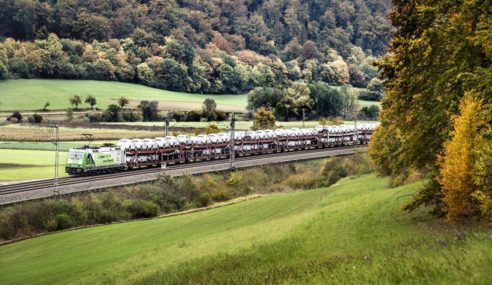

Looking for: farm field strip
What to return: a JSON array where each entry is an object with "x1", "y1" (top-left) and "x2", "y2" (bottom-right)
[
  {"x1": 0, "y1": 141, "x2": 116, "y2": 151},
  {"x1": 0, "y1": 124, "x2": 164, "y2": 141}
]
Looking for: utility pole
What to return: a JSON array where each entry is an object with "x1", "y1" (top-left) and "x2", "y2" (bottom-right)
[
  {"x1": 302, "y1": 108, "x2": 306, "y2": 128},
  {"x1": 164, "y1": 119, "x2": 169, "y2": 136},
  {"x1": 354, "y1": 119, "x2": 358, "y2": 145},
  {"x1": 51, "y1": 124, "x2": 60, "y2": 194},
  {"x1": 229, "y1": 112, "x2": 236, "y2": 169}
]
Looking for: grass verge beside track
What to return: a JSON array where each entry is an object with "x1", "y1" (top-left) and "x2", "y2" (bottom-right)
[
  {"x1": 0, "y1": 174, "x2": 490, "y2": 284},
  {"x1": 0, "y1": 149, "x2": 67, "y2": 182}
]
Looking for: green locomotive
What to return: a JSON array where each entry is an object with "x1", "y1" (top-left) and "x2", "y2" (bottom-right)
[{"x1": 66, "y1": 145, "x2": 126, "y2": 175}]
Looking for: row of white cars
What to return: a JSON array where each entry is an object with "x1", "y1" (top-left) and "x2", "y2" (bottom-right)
[{"x1": 117, "y1": 124, "x2": 378, "y2": 151}]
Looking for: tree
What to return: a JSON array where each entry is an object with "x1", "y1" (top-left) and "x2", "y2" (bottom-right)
[
  {"x1": 282, "y1": 81, "x2": 313, "y2": 119},
  {"x1": 340, "y1": 85, "x2": 358, "y2": 119},
  {"x1": 118, "y1": 97, "x2": 129, "y2": 108},
  {"x1": 366, "y1": 78, "x2": 384, "y2": 100},
  {"x1": 153, "y1": 58, "x2": 189, "y2": 91},
  {"x1": 219, "y1": 64, "x2": 247, "y2": 94},
  {"x1": 252, "y1": 108, "x2": 276, "y2": 130},
  {"x1": 69, "y1": 95, "x2": 82, "y2": 110},
  {"x1": 438, "y1": 94, "x2": 491, "y2": 224},
  {"x1": 300, "y1": 40, "x2": 320, "y2": 61},
  {"x1": 103, "y1": 104, "x2": 122, "y2": 122},
  {"x1": 202, "y1": 98, "x2": 217, "y2": 121},
  {"x1": 138, "y1": 100, "x2": 159, "y2": 122},
  {"x1": 252, "y1": 63, "x2": 275, "y2": 87},
  {"x1": 372, "y1": 0, "x2": 492, "y2": 216},
  {"x1": 359, "y1": 105, "x2": 380, "y2": 120},
  {"x1": 247, "y1": 87, "x2": 283, "y2": 111},
  {"x1": 43, "y1": 102, "x2": 50, "y2": 111},
  {"x1": 202, "y1": 98, "x2": 217, "y2": 114},
  {"x1": 137, "y1": 63, "x2": 155, "y2": 86},
  {"x1": 85, "y1": 96, "x2": 97, "y2": 110},
  {"x1": 0, "y1": 48, "x2": 8, "y2": 79},
  {"x1": 318, "y1": 59, "x2": 350, "y2": 85},
  {"x1": 309, "y1": 82, "x2": 344, "y2": 118}
]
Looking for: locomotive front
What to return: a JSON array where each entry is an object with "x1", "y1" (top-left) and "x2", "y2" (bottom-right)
[{"x1": 66, "y1": 146, "x2": 126, "y2": 175}]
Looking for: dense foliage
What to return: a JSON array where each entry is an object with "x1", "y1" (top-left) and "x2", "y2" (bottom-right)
[
  {"x1": 369, "y1": 0, "x2": 492, "y2": 224},
  {"x1": 247, "y1": 82, "x2": 364, "y2": 120},
  {"x1": 0, "y1": 0, "x2": 391, "y2": 95}
]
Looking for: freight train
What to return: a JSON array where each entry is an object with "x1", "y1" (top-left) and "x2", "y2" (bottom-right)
[{"x1": 65, "y1": 124, "x2": 378, "y2": 175}]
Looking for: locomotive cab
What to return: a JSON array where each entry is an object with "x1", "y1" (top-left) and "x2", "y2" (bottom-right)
[{"x1": 66, "y1": 146, "x2": 126, "y2": 175}]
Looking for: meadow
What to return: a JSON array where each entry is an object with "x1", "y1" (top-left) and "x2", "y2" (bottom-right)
[
  {"x1": 0, "y1": 79, "x2": 248, "y2": 112},
  {"x1": 0, "y1": 174, "x2": 490, "y2": 284},
  {"x1": 0, "y1": 149, "x2": 67, "y2": 182},
  {"x1": 0, "y1": 79, "x2": 378, "y2": 114}
]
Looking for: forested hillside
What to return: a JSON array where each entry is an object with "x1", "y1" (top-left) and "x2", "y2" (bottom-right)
[{"x1": 0, "y1": 0, "x2": 391, "y2": 97}]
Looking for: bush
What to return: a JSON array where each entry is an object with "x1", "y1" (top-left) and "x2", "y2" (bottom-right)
[
  {"x1": 169, "y1": 111, "x2": 186, "y2": 122},
  {"x1": 319, "y1": 117, "x2": 344, "y2": 126},
  {"x1": 215, "y1": 110, "x2": 228, "y2": 121},
  {"x1": 86, "y1": 112, "x2": 102, "y2": 122},
  {"x1": 53, "y1": 213, "x2": 74, "y2": 230},
  {"x1": 123, "y1": 200, "x2": 159, "y2": 219},
  {"x1": 28, "y1": 113, "x2": 43, "y2": 123},
  {"x1": 206, "y1": 123, "x2": 222, "y2": 134},
  {"x1": 252, "y1": 108, "x2": 276, "y2": 130},
  {"x1": 122, "y1": 109, "x2": 141, "y2": 122},
  {"x1": 185, "y1": 110, "x2": 203, "y2": 122},
  {"x1": 358, "y1": 90, "x2": 381, "y2": 101},
  {"x1": 320, "y1": 154, "x2": 373, "y2": 186},
  {"x1": 358, "y1": 105, "x2": 380, "y2": 120},
  {"x1": 7, "y1": 111, "x2": 23, "y2": 123}
]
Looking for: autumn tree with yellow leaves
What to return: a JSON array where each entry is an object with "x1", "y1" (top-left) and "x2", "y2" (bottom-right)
[
  {"x1": 438, "y1": 94, "x2": 491, "y2": 224},
  {"x1": 370, "y1": 0, "x2": 492, "y2": 221}
]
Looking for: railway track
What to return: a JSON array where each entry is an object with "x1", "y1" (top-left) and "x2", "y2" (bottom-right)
[{"x1": 0, "y1": 145, "x2": 365, "y2": 199}]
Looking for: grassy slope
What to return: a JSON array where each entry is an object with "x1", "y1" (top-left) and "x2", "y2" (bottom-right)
[
  {"x1": 0, "y1": 79, "x2": 248, "y2": 112},
  {"x1": 0, "y1": 79, "x2": 377, "y2": 113},
  {"x1": 1, "y1": 175, "x2": 491, "y2": 284},
  {"x1": 0, "y1": 149, "x2": 67, "y2": 181}
]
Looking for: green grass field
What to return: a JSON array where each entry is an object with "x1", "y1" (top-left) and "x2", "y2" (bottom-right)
[
  {"x1": 0, "y1": 149, "x2": 67, "y2": 182},
  {"x1": 0, "y1": 79, "x2": 378, "y2": 114},
  {"x1": 1, "y1": 174, "x2": 490, "y2": 284},
  {"x1": 0, "y1": 79, "x2": 248, "y2": 112}
]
